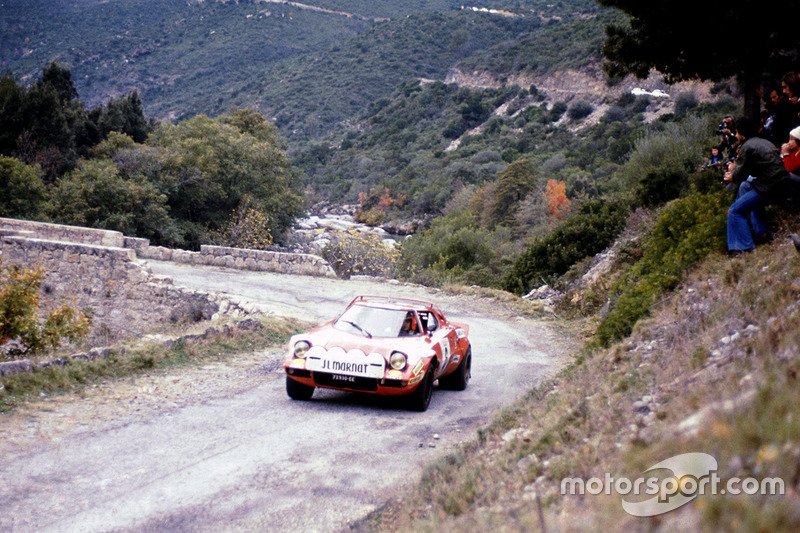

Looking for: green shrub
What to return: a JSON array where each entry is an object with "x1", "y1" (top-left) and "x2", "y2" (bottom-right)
[
  {"x1": 208, "y1": 194, "x2": 274, "y2": 250},
  {"x1": 0, "y1": 262, "x2": 91, "y2": 358},
  {"x1": 567, "y1": 100, "x2": 594, "y2": 121},
  {"x1": 594, "y1": 190, "x2": 728, "y2": 346},
  {"x1": 619, "y1": 116, "x2": 710, "y2": 195},
  {"x1": 321, "y1": 230, "x2": 400, "y2": 279},
  {"x1": 674, "y1": 91, "x2": 699, "y2": 114},
  {"x1": 636, "y1": 167, "x2": 689, "y2": 207},
  {"x1": 502, "y1": 198, "x2": 630, "y2": 295},
  {"x1": 0, "y1": 156, "x2": 47, "y2": 219},
  {"x1": 399, "y1": 210, "x2": 509, "y2": 287}
]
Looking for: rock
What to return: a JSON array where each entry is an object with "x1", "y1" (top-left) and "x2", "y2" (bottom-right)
[
  {"x1": 523, "y1": 284, "x2": 561, "y2": 301},
  {"x1": 0, "y1": 359, "x2": 33, "y2": 376},
  {"x1": 88, "y1": 347, "x2": 113, "y2": 360},
  {"x1": 743, "y1": 324, "x2": 760, "y2": 337},
  {"x1": 677, "y1": 389, "x2": 757, "y2": 438},
  {"x1": 236, "y1": 317, "x2": 264, "y2": 331}
]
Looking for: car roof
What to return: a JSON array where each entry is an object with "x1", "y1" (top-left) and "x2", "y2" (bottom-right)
[{"x1": 347, "y1": 295, "x2": 442, "y2": 314}]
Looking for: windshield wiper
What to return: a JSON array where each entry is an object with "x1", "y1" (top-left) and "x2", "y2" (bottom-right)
[{"x1": 342, "y1": 320, "x2": 372, "y2": 338}]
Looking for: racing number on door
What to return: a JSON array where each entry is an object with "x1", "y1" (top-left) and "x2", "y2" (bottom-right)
[{"x1": 439, "y1": 335, "x2": 452, "y2": 368}]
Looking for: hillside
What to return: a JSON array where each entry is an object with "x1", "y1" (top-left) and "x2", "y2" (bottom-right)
[
  {"x1": 355, "y1": 213, "x2": 800, "y2": 533},
  {"x1": 1, "y1": 0, "x2": 611, "y2": 129}
]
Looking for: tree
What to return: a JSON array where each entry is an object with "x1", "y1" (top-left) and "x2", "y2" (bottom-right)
[
  {"x1": 147, "y1": 113, "x2": 304, "y2": 248},
  {"x1": 597, "y1": 0, "x2": 799, "y2": 119},
  {"x1": 88, "y1": 91, "x2": 154, "y2": 144},
  {"x1": 485, "y1": 159, "x2": 538, "y2": 228},
  {"x1": 48, "y1": 158, "x2": 177, "y2": 243},
  {"x1": 545, "y1": 179, "x2": 571, "y2": 220},
  {"x1": 0, "y1": 73, "x2": 27, "y2": 156},
  {"x1": 0, "y1": 156, "x2": 48, "y2": 219}
]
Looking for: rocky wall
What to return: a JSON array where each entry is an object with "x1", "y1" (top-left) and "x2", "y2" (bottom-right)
[
  {"x1": 137, "y1": 243, "x2": 337, "y2": 278},
  {"x1": 0, "y1": 217, "x2": 124, "y2": 248},
  {"x1": 0, "y1": 235, "x2": 247, "y2": 343}
]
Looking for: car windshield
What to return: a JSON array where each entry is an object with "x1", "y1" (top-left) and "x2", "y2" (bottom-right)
[{"x1": 333, "y1": 304, "x2": 412, "y2": 338}]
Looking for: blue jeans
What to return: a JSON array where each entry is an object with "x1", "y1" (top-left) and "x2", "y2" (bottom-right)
[
  {"x1": 737, "y1": 180, "x2": 768, "y2": 236},
  {"x1": 727, "y1": 184, "x2": 770, "y2": 251}
]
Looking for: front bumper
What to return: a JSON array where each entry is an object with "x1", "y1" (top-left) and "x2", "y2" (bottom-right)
[{"x1": 285, "y1": 366, "x2": 421, "y2": 396}]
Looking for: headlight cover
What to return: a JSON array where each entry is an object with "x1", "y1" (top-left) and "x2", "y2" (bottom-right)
[
  {"x1": 293, "y1": 340, "x2": 311, "y2": 358},
  {"x1": 389, "y1": 351, "x2": 407, "y2": 371}
]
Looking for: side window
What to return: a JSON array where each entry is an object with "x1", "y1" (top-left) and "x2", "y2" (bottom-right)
[{"x1": 425, "y1": 312, "x2": 439, "y2": 332}]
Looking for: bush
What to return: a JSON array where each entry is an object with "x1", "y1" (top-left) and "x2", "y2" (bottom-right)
[
  {"x1": 674, "y1": 91, "x2": 699, "y2": 114},
  {"x1": 619, "y1": 116, "x2": 710, "y2": 196},
  {"x1": 399, "y1": 210, "x2": 508, "y2": 287},
  {"x1": 321, "y1": 230, "x2": 400, "y2": 279},
  {"x1": 567, "y1": 100, "x2": 594, "y2": 121},
  {"x1": 208, "y1": 195, "x2": 274, "y2": 250},
  {"x1": 0, "y1": 156, "x2": 47, "y2": 219},
  {"x1": 636, "y1": 167, "x2": 689, "y2": 207},
  {"x1": 602, "y1": 106, "x2": 629, "y2": 124},
  {"x1": 547, "y1": 101, "x2": 568, "y2": 122},
  {"x1": 502, "y1": 198, "x2": 630, "y2": 294},
  {"x1": 594, "y1": 190, "x2": 728, "y2": 346},
  {"x1": 0, "y1": 262, "x2": 91, "y2": 358}
]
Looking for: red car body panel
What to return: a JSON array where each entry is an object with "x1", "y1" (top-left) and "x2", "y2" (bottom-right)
[{"x1": 283, "y1": 296, "x2": 470, "y2": 398}]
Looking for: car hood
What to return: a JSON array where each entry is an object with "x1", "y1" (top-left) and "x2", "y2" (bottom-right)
[{"x1": 299, "y1": 325, "x2": 435, "y2": 357}]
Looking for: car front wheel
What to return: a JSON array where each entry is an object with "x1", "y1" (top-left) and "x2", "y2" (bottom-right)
[
  {"x1": 408, "y1": 365, "x2": 434, "y2": 412},
  {"x1": 286, "y1": 376, "x2": 315, "y2": 401}
]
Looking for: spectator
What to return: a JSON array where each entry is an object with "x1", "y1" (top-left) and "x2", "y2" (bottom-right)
[
  {"x1": 717, "y1": 115, "x2": 738, "y2": 158},
  {"x1": 723, "y1": 117, "x2": 792, "y2": 253},
  {"x1": 781, "y1": 71, "x2": 800, "y2": 110},
  {"x1": 768, "y1": 87, "x2": 798, "y2": 148},
  {"x1": 704, "y1": 145, "x2": 725, "y2": 170},
  {"x1": 760, "y1": 101, "x2": 775, "y2": 139},
  {"x1": 780, "y1": 126, "x2": 800, "y2": 174},
  {"x1": 780, "y1": 126, "x2": 800, "y2": 203}
]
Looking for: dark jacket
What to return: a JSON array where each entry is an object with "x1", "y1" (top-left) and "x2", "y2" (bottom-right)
[{"x1": 731, "y1": 136, "x2": 791, "y2": 197}]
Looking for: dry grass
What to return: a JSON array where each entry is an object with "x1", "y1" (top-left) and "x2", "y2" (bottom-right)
[{"x1": 0, "y1": 315, "x2": 307, "y2": 412}]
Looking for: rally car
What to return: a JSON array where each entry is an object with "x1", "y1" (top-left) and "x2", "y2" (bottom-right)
[{"x1": 283, "y1": 295, "x2": 471, "y2": 411}]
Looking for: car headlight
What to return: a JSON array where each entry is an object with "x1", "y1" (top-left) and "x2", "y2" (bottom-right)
[
  {"x1": 293, "y1": 341, "x2": 311, "y2": 358},
  {"x1": 389, "y1": 351, "x2": 407, "y2": 371}
]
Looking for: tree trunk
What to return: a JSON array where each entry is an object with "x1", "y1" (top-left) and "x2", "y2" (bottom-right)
[{"x1": 740, "y1": 75, "x2": 762, "y2": 122}]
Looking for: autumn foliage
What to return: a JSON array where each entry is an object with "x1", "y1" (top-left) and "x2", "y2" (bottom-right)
[
  {"x1": 545, "y1": 179, "x2": 571, "y2": 220},
  {"x1": 355, "y1": 187, "x2": 407, "y2": 226},
  {"x1": 0, "y1": 262, "x2": 91, "y2": 358}
]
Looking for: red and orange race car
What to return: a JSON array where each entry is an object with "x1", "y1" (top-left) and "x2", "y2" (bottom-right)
[{"x1": 283, "y1": 295, "x2": 471, "y2": 411}]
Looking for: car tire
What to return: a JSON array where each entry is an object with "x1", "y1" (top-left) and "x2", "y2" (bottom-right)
[
  {"x1": 408, "y1": 365, "x2": 434, "y2": 412},
  {"x1": 286, "y1": 376, "x2": 315, "y2": 401},
  {"x1": 438, "y1": 345, "x2": 471, "y2": 391}
]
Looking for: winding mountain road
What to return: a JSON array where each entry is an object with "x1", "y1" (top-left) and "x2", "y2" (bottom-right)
[{"x1": 1, "y1": 261, "x2": 575, "y2": 532}]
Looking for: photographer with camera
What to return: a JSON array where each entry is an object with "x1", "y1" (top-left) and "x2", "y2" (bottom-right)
[{"x1": 717, "y1": 115, "x2": 738, "y2": 158}]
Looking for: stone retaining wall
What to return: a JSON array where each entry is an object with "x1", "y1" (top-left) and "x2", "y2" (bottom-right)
[
  {"x1": 0, "y1": 217, "x2": 336, "y2": 346},
  {"x1": 0, "y1": 217, "x2": 124, "y2": 248},
  {"x1": 0, "y1": 235, "x2": 247, "y2": 344},
  {"x1": 135, "y1": 242, "x2": 336, "y2": 277}
]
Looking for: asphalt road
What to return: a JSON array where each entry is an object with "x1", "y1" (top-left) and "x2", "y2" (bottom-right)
[{"x1": 1, "y1": 261, "x2": 575, "y2": 532}]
